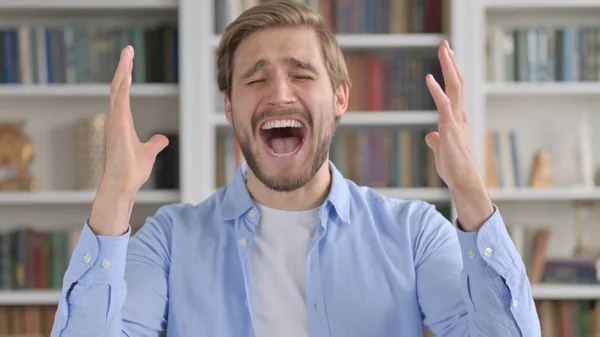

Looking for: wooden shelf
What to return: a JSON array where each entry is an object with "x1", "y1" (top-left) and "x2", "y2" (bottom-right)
[
  {"x1": 0, "y1": 190, "x2": 179, "y2": 205},
  {"x1": 374, "y1": 188, "x2": 450, "y2": 202},
  {"x1": 0, "y1": 290, "x2": 61, "y2": 305},
  {"x1": 212, "y1": 33, "x2": 446, "y2": 49},
  {"x1": 212, "y1": 111, "x2": 439, "y2": 127},
  {"x1": 531, "y1": 284, "x2": 600, "y2": 300},
  {"x1": 0, "y1": 84, "x2": 178, "y2": 98},
  {"x1": 484, "y1": 0, "x2": 600, "y2": 9},
  {"x1": 0, "y1": 0, "x2": 178, "y2": 10},
  {"x1": 1, "y1": 283, "x2": 599, "y2": 305},
  {"x1": 485, "y1": 82, "x2": 600, "y2": 96},
  {"x1": 0, "y1": 83, "x2": 178, "y2": 98},
  {"x1": 489, "y1": 187, "x2": 600, "y2": 201}
]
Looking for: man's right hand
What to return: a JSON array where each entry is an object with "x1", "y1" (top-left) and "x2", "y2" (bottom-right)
[{"x1": 89, "y1": 45, "x2": 169, "y2": 236}]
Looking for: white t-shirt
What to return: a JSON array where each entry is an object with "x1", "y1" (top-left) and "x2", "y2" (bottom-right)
[{"x1": 249, "y1": 203, "x2": 321, "y2": 337}]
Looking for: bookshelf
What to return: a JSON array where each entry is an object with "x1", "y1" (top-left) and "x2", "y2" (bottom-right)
[
  {"x1": 471, "y1": 0, "x2": 600, "y2": 331},
  {"x1": 0, "y1": 3, "x2": 189, "y2": 331}
]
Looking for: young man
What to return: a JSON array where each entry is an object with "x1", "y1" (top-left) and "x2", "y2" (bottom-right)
[{"x1": 51, "y1": 1, "x2": 540, "y2": 336}]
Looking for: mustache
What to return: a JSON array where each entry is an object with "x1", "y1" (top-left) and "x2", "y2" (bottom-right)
[{"x1": 252, "y1": 107, "x2": 313, "y2": 131}]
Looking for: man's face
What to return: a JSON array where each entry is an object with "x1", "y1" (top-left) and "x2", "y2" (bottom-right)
[{"x1": 225, "y1": 27, "x2": 347, "y2": 192}]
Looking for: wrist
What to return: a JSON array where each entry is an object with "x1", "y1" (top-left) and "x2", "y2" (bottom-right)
[
  {"x1": 450, "y1": 182, "x2": 494, "y2": 232},
  {"x1": 89, "y1": 182, "x2": 136, "y2": 236}
]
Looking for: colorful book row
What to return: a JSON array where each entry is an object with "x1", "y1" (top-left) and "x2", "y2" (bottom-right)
[
  {"x1": 487, "y1": 26, "x2": 600, "y2": 82},
  {"x1": 318, "y1": 0, "x2": 443, "y2": 34},
  {"x1": 0, "y1": 23, "x2": 178, "y2": 84},
  {"x1": 537, "y1": 299, "x2": 600, "y2": 336},
  {"x1": 0, "y1": 227, "x2": 81, "y2": 290},
  {"x1": 344, "y1": 52, "x2": 442, "y2": 111},
  {"x1": 214, "y1": 0, "x2": 444, "y2": 35},
  {"x1": 0, "y1": 305, "x2": 56, "y2": 337}
]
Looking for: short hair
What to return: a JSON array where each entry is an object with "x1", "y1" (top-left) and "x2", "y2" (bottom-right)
[{"x1": 216, "y1": 0, "x2": 351, "y2": 98}]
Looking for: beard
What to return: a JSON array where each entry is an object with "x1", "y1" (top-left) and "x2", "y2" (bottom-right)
[{"x1": 232, "y1": 105, "x2": 338, "y2": 192}]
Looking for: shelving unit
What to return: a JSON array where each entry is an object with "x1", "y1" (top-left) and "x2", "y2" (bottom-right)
[
  {"x1": 0, "y1": 0, "x2": 191, "y2": 318},
  {"x1": 469, "y1": 0, "x2": 600, "y2": 313}
]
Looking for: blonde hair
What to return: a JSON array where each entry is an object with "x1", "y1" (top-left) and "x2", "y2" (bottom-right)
[{"x1": 216, "y1": 0, "x2": 350, "y2": 98}]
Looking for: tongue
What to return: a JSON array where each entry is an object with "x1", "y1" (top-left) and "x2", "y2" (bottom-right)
[{"x1": 268, "y1": 136, "x2": 301, "y2": 154}]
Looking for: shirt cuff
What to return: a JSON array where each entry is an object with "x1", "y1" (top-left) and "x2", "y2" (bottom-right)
[
  {"x1": 65, "y1": 221, "x2": 131, "y2": 284},
  {"x1": 456, "y1": 205, "x2": 520, "y2": 277}
]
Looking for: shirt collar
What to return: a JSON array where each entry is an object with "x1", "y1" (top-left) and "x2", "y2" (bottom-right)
[{"x1": 220, "y1": 160, "x2": 350, "y2": 224}]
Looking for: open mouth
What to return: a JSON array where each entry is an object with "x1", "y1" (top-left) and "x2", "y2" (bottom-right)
[{"x1": 259, "y1": 119, "x2": 307, "y2": 157}]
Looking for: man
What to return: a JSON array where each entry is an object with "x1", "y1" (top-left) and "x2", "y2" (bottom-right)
[{"x1": 51, "y1": 1, "x2": 541, "y2": 336}]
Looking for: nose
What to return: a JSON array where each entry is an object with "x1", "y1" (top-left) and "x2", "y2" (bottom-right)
[{"x1": 264, "y1": 73, "x2": 296, "y2": 107}]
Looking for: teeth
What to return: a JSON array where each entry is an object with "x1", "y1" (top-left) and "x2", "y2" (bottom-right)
[{"x1": 261, "y1": 119, "x2": 304, "y2": 130}]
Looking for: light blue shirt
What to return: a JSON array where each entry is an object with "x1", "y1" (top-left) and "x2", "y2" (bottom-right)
[{"x1": 51, "y1": 162, "x2": 541, "y2": 336}]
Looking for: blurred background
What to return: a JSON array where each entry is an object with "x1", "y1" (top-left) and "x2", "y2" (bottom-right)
[{"x1": 0, "y1": 0, "x2": 599, "y2": 336}]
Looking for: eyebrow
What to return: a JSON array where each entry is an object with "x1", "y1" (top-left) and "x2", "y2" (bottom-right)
[{"x1": 239, "y1": 57, "x2": 319, "y2": 80}]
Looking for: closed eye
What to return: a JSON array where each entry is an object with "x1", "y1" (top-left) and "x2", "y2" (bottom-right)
[{"x1": 247, "y1": 79, "x2": 265, "y2": 85}]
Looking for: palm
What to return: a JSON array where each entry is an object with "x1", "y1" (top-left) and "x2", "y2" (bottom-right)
[{"x1": 104, "y1": 46, "x2": 169, "y2": 194}]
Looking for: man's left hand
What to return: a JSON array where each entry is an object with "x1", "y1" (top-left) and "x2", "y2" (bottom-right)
[{"x1": 424, "y1": 40, "x2": 494, "y2": 232}]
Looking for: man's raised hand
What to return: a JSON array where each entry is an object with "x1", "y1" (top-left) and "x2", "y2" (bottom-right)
[
  {"x1": 89, "y1": 45, "x2": 169, "y2": 236},
  {"x1": 103, "y1": 45, "x2": 169, "y2": 196}
]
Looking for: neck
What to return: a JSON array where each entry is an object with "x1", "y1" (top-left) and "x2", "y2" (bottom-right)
[{"x1": 246, "y1": 161, "x2": 332, "y2": 211}]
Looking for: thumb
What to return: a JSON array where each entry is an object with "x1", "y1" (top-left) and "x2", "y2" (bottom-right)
[
  {"x1": 145, "y1": 134, "x2": 170, "y2": 156},
  {"x1": 425, "y1": 131, "x2": 439, "y2": 154}
]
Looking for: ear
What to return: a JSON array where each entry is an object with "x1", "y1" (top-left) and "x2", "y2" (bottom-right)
[
  {"x1": 334, "y1": 82, "x2": 349, "y2": 118},
  {"x1": 224, "y1": 92, "x2": 233, "y2": 124}
]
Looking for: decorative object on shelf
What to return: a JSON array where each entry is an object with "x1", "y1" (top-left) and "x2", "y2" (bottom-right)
[
  {"x1": 530, "y1": 149, "x2": 552, "y2": 188},
  {"x1": 572, "y1": 200, "x2": 598, "y2": 258},
  {"x1": 0, "y1": 121, "x2": 38, "y2": 191},
  {"x1": 76, "y1": 114, "x2": 106, "y2": 190}
]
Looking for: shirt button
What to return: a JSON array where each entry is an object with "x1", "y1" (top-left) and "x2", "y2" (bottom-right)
[
  {"x1": 101, "y1": 259, "x2": 111, "y2": 269},
  {"x1": 483, "y1": 247, "x2": 493, "y2": 257},
  {"x1": 238, "y1": 238, "x2": 247, "y2": 247},
  {"x1": 512, "y1": 299, "x2": 519, "y2": 307},
  {"x1": 84, "y1": 254, "x2": 92, "y2": 264},
  {"x1": 468, "y1": 250, "x2": 476, "y2": 259},
  {"x1": 248, "y1": 210, "x2": 257, "y2": 218}
]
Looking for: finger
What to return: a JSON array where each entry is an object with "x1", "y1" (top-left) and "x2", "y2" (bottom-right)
[
  {"x1": 447, "y1": 47, "x2": 464, "y2": 87},
  {"x1": 438, "y1": 43, "x2": 462, "y2": 122},
  {"x1": 145, "y1": 134, "x2": 170, "y2": 156},
  {"x1": 112, "y1": 69, "x2": 135, "y2": 132},
  {"x1": 425, "y1": 131, "x2": 439, "y2": 154},
  {"x1": 446, "y1": 46, "x2": 468, "y2": 122},
  {"x1": 110, "y1": 46, "x2": 134, "y2": 111},
  {"x1": 426, "y1": 74, "x2": 453, "y2": 124}
]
